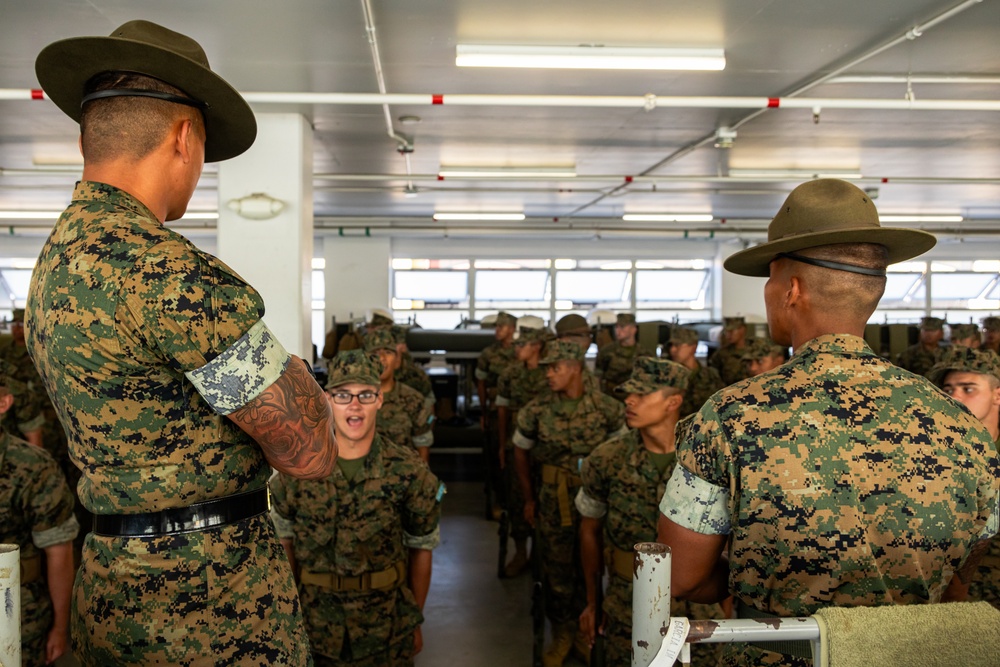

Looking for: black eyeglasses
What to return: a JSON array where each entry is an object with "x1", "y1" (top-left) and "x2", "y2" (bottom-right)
[{"x1": 329, "y1": 390, "x2": 380, "y2": 405}]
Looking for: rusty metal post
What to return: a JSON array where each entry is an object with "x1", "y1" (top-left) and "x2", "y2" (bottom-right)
[
  {"x1": 631, "y1": 542, "x2": 671, "y2": 667},
  {"x1": 0, "y1": 544, "x2": 21, "y2": 666}
]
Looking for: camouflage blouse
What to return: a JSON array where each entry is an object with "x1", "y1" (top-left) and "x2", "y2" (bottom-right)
[
  {"x1": 663, "y1": 334, "x2": 1000, "y2": 620},
  {"x1": 514, "y1": 388, "x2": 627, "y2": 469},
  {"x1": 270, "y1": 434, "x2": 443, "y2": 660},
  {"x1": 378, "y1": 381, "x2": 435, "y2": 450},
  {"x1": 25, "y1": 182, "x2": 282, "y2": 514}
]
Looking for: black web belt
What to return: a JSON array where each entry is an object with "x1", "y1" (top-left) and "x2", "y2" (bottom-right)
[{"x1": 93, "y1": 488, "x2": 269, "y2": 537}]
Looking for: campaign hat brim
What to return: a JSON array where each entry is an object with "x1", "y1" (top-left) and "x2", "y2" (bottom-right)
[{"x1": 35, "y1": 21, "x2": 255, "y2": 162}]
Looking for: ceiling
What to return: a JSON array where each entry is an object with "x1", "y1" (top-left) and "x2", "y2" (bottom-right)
[{"x1": 1, "y1": 0, "x2": 999, "y2": 238}]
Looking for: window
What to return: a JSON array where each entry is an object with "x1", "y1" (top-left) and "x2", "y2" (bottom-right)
[{"x1": 394, "y1": 270, "x2": 469, "y2": 303}]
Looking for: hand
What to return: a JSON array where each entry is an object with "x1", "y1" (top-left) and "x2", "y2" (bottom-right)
[
  {"x1": 578, "y1": 603, "x2": 597, "y2": 648},
  {"x1": 523, "y1": 499, "x2": 536, "y2": 527},
  {"x1": 45, "y1": 626, "x2": 68, "y2": 664},
  {"x1": 413, "y1": 626, "x2": 424, "y2": 655}
]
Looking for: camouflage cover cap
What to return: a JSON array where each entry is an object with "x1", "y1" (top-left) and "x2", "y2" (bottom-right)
[
  {"x1": 539, "y1": 340, "x2": 586, "y2": 365},
  {"x1": 982, "y1": 316, "x2": 1000, "y2": 332},
  {"x1": 390, "y1": 324, "x2": 408, "y2": 345},
  {"x1": 514, "y1": 327, "x2": 549, "y2": 344},
  {"x1": 495, "y1": 312, "x2": 518, "y2": 327},
  {"x1": 616, "y1": 313, "x2": 637, "y2": 326},
  {"x1": 741, "y1": 338, "x2": 787, "y2": 361},
  {"x1": 555, "y1": 313, "x2": 590, "y2": 336},
  {"x1": 617, "y1": 357, "x2": 691, "y2": 395},
  {"x1": 951, "y1": 323, "x2": 980, "y2": 340},
  {"x1": 724, "y1": 179, "x2": 937, "y2": 277},
  {"x1": 10, "y1": 308, "x2": 24, "y2": 323},
  {"x1": 927, "y1": 347, "x2": 1000, "y2": 386},
  {"x1": 723, "y1": 316, "x2": 746, "y2": 331},
  {"x1": 35, "y1": 20, "x2": 256, "y2": 162},
  {"x1": 326, "y1": 349, "x2": 383, "y2": 390},
  {"x1": 364, "y1": 327, "x2": 397, "y2": 352},
  {"x1": 921, "y1": 316, "x2": 945, "y2": 331},
  {"x1": 0, "y1": 360, "x2": 30, "y2": 395},
  {"x1": 670, "y1": 327, "x2": 699, "y2": 345}
]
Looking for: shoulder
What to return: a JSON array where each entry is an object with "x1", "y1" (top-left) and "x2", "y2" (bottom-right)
[
  {"x1": 395, "y1": 382, "x2": 424, "y2": 404},
  {"x1": 590, "y1": 430, "x2": 635, "y2": 461},
  {"x1": 2, "y1": 436, "x2": 57, "y2": 469},
  {"x1": 593, "y1": 389, "x2": 625, "y2": 413}
]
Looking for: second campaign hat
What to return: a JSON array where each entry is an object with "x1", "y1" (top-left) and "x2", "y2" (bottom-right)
[
  {"x1": 617, "y1": 358, "x2": 690, "y2": 395},
  {"x1": 724, "y1": 179, "x2": 937, "y2": 277},
  {"x1": 555, "y1": 314, "x2": 590, "y2": 337},
  {"x1": 326, "y1": 350, "x2": 382, "y2": 390},
  {"x1": 35, "y1": 20, "x2": 256, "y2": 162}
]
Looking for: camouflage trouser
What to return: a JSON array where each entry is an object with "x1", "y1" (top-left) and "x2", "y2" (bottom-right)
[
  {"x1": 601, "y1": 573, "x2": 725, "y2": 667},
  {"x1": 483, "y1": 412, "x2": 504, "y2": 512},
  {"x1": 538, "y1": 478, "x2": 586, "y2": 625},
  {"x1": 72, "y1": 514, "x2": 311, "y2": 666},
  {"x1": 968, "y1": 533, "x2": 1000, "y2": 611},
  {"x1": 313, "y1": 634, "x2": 414, "y2": 667},
  {"x1": 21, "y1": 581, "x2": 52, "y2": 667},
  {"x1": 504, "y1": 444, "x2": 531, "y2": 541}
]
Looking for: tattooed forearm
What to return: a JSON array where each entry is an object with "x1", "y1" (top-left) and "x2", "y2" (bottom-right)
[{"x1": 228, "y1": 355, "x2": 337, "y2": 478}]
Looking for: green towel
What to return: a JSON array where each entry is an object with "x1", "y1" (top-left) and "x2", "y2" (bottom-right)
[{"x1": 814, "y1": 602, "x2": 1000, "y2": 667}]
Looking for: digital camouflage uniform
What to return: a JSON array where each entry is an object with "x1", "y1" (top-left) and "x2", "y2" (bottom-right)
[
  {"x1": 270, "y1": 433, "x2": 443, "y2": 665},
  {"x1": 595, "y1": 342, "x2": 653, "y2": 398},
  {"x1": 679, "y1": 363, "x2": 724, "y2": 419},
  {"x1": 895, "y1": 342, "x2": 944, "y2": 376},
  {"x1": 378, "y1": 382, "x2": 435, "y2": 452},
  {"x1": 496, "y1": 350, "x2": 550, "y2": 544},
  {"x1": 708, "y1": 343, "x2": 749, "y2": 386},
  {"x1": 396, "y1": 351, "x2": 435, "y2": 408},
  {"x1": 0, "y1": 429, "x2": 79, "y2": 667},
  {"x1": 478, "y1": 316, "x2": 519, "y2": 516},
  {"x1": 577, "y1": 430, "x2": 724, "y2": 667},
  {"x1": 662, "y1": 334, "x2": 1000, "y2": 667},
  {"x1": 514, "y1": 342, "x2": 627, "y2": 627},
  {"x1": 26, "y1": 182, "x2": 310, "y2": 665}
]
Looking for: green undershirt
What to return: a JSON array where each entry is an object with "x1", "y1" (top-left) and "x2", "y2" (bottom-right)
[
  {"x1": 337, "y1": 454, "x2": 368, "y2": 482},
  {"x1": 647, "y1": 451, "x2": 676, "y2": 476}
]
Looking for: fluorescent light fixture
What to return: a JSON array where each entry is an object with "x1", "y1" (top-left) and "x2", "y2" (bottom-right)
[
  {"x1": 554, "y1": 259, "x2": 577, "y2": 270},
  {"x1": 181, "y1": 211, "x2": 219, "y2": 220},
  {"x1": 555, "y1": 300, "x2": 575, "y2": 310},
  {"x1": 0, "y1": 211, "x2": 62, "y2": 219},
  {"x1": 880, "y1": 215, "x2": 963, "y2": 223},
  {"x1": 311, "y1": 258, "x2": 326, "y2": 270},
  {"x1": 433, "y1": 212, "x2": 526, "y2": 221},
  {"x1": 391, "y1": 298, "x2": 425, "y2": 310},
  {"x1": 438, "y1": 166, "x2": 577, "y2": 178},
  {"x1": 622, "y1": 214, "x2": 714, "y2": 222},
  {"x1": 456, "y1": 44, "x2": 725, "y2": 71},
  {"x1": 729, "y1": 168, "x2": 863, "y2": 179}
]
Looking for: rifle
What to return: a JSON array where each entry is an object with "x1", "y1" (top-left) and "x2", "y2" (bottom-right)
[{"x1": 531, "y1": 520, "x2": 545, "y2": 667}]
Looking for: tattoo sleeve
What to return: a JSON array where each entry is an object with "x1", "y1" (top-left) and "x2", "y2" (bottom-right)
[{"x1": 228, "y1": 355, "x2": 337, "y2": 478}]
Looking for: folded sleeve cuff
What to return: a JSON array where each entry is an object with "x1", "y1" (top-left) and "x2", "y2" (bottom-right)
[
  {"x1": 575, "y1": 488, "x2": 607, "y2": 519},
  {"x1": 495, "y1": 395, "x2": 511, "y2": 407},
  {"x1": 404, "y1": 525, "x2": 441, "y2": 550},
  {"x1": 475, "y1": 368, "x2": 489, "y2": 381},
  {"x1": 33, "y1": 515, "x2": 80, "y2": 550},
  {"x1": 981, "y1": 490, "x2": 1000, "y2": 540},
  {"x1": 185, "y1": 319, "x2": 291, "y2": 415},
  {"x1": 513, "y1": 430, "x2": 534, "y2": 450},
  {"x1": 659, "y1": 464, "x2": 731, "y2": 535},
  {"x1": 413, "y1": 431, "x2": 434, "y2": 449}
]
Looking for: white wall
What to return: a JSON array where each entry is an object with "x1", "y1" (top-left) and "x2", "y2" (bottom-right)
[{"x1": 322, "y1": 236, "x2": 391, "y2": 324}]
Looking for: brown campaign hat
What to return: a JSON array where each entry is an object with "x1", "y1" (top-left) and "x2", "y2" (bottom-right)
[
  {"x1": 555, "y1": 314, "x2": 590, "y2": 336},
  {"x1": 724, "y1": 179, "x2": 937, "y2": 277},
  {"x1": 35, "y1": 20, "x2": 256, "y2": 162}
]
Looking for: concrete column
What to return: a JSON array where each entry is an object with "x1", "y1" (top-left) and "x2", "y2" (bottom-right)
[
  {"x1": 718, "y1": 243, "x2": 767, "y2": 324},
  {"x1": 217, "y1": 113, "x2": 313, "y2": 359},
  {"x1": 323, "y1": 236, "x2": 391, "y2": 324}
]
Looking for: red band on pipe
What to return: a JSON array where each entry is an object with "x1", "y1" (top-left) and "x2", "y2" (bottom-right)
[
  {"x1": 767, "y1": 98, "x2": 780, "y2": 108},
  {"x1": 31, "y1": 89, "x2": 44, "y2": 100},
  {"x1": 625, "y1": 176, "x2": 633, "y2": 183},
  {"x1": 432, "y1": 94, "x2": 443, "y2": 105},
  {"x1": 437, "y1": 175, "x2": 444, "y2": 181},
  {"x1": 881, "y1": 178, "x2": 889, "y2": 183}
]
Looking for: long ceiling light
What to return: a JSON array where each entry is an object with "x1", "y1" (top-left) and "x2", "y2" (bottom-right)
[
  {"x1": 622, "y1": 214, "x2": 714, "y2": 222},
  {"x1": 433, "y1": 212, "x2": 526, "y2": 221},
  {"x1": 0, "y1": 211, "x2": 62, "y2": 219},
  {"x1": 438, "y1": 166, "x2": 577, "y2": 178},
  {"x1": 880, "y1": 214, "x2": 963, "y2": 223},
  {"x1": 456, "y1": 44, "x2": 726, "y2": 71},
  {"x1": 728, "y1": 168, "x2": 864, "y2": 179}
]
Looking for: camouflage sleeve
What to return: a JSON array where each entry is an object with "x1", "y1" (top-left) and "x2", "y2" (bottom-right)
[
  {"x1": 121, "y1": 239, "x2": 266, "y2": 372},
  {"x1": 659, "y1": 410, "x2": 733, "y2": 535},
  {"x1": 268, "y1": 473, "x2": 297, "y2": 539},
  {"x1": 603, "y1": 394, "x2": 628, "y2": 437},
  {"x1": 401, "y1": 462, "x2": 444, "y2": 550},
  {"x1": 475, "y1": 349, "x2": 490, "y2": 381},
  {"x1": 575, "y1": 488, "x2": 607, "y2": 519},
  {"x1": 982, "y1": 490, "x2": 1000, "y2": 540},
  {"x1": 411, "y1": 392, "x2": 435, "y2": 449},
  {"x1": 496, "y1": 368, "x2": 512, "y2": 407},
  {"x1": 513, "y1": 399, "x2": 539, "y2": 450},
  {"x1": 20, "y1": 449, "x2": 76, "y2": 545},
  {"x1": 17, "y1": 411, "x2": 45, "y2": 435},
  {"x1": 577, "y1": 445, "x2": 612, "y2": 518}
]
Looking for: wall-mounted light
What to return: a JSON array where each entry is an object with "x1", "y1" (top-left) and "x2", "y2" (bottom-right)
[
  {"x1": 456, "y1": 44, "x2": 726, "y2": 71},
  {"x1": 433, "y1": 212, "x2": 526, "y2": 221},
  {"x1": 622, "y1": 214, "x2": 714, "y2": 222},
  {"x1": 226, "y1": 193, "x2": 286, "y2": 220}
]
